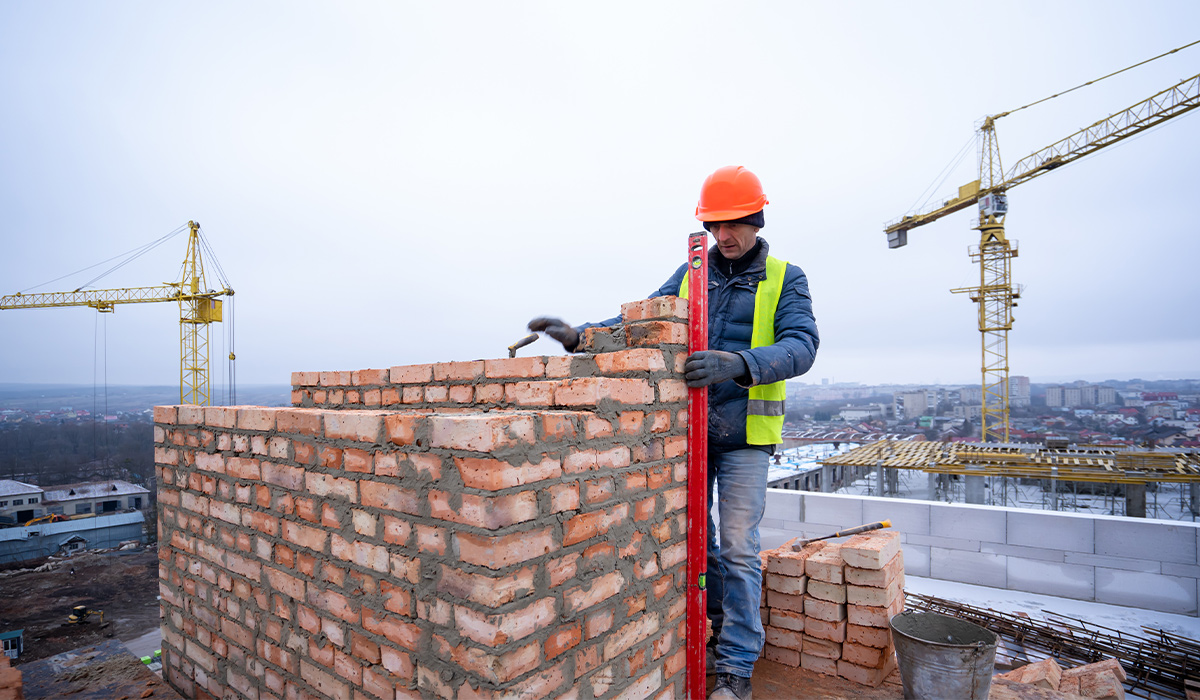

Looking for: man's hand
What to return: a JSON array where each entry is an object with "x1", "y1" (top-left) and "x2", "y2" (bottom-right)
[
  {"x1": 684, "y1": 350, "x2": 748, "y2": 388},
  {"x1": 528, "y1": 317, "x2": 580, "y2": 352}
]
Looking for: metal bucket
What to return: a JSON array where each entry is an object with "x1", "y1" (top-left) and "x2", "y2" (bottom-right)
[{"x1": 890, "y1": 610, "x2": 998, "y2": 700}]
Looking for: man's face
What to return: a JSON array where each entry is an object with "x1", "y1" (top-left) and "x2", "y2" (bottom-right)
[{"x1": 710, "y1": 223, "x2": 759, "y2": 260}]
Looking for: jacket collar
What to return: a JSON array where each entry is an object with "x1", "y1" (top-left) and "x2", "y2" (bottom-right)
[{"x1": 709, "y1": 237, "x2": 769, "y2": 281}]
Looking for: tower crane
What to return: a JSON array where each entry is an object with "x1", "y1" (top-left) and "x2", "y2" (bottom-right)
[
  {"x1": 0, "y1": 221, "x2": 235, "y2": 406},
  {"x1": 885, "y1": 65, "x2": 1199, "y2": 443}
]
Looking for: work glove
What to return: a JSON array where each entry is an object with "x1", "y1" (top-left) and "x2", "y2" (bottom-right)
[
  {"x1": 684, "y1": 350, "x2": 748, "y2": 388},
  {"x1": 528, "y1": 317, "x2": 580, "y2": 352}
]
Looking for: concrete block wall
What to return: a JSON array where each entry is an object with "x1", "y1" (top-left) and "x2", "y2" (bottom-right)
[
  {"x1": 155, "y1": 298, "x2": 694, "y2": 700},
  {"x1": 762, "y1": 490, "x2": 1200, "y2": 616}
]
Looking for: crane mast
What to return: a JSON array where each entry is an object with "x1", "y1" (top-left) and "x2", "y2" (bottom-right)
[
  {"x1": 0, "y1": 221, "x2": 234, "y2": 405},
  {"x1": 885, "y1": 70, "x2": 1199, "y2": 442}
]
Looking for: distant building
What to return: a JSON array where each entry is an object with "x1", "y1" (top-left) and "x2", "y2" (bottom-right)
[
  {"x1": 1009, "y1": 376, "x2": 1031, "y2": 407},
  {"x1": 1097, "y1": 386, "x2": 1117, "y2": 406},
  {"x1": 41, "y1": 480, "x2": 150, "y2": 516},
  {"x1": 958, "y1": 385, "x2": 983, "y2": 405},
  {"x1": 953, "y1": 404, "x2": 983, "y2": 420},
  {"x1": 893, "y1": 391, "x2": 929, "y2": 420},
  {"x1": 0, "y1": 480, "x2": 45, "y2": 524},
  {"x1": 0, "y1": 511, "x2": 145, "y2": 564},
  {"x1": 1046, "y1": 386, "x2": 1064, "y2": 408},
  {"x1": 839, "y1": 404, "x2": 886, "y2": 422}
]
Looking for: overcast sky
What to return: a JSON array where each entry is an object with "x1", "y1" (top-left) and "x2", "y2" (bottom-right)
[{"x1": 1, "y1": 2, "x2": 1197, "y2": 397}]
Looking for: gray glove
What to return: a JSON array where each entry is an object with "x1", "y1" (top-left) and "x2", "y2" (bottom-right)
[
  {"x1": 684, "y1": 350, "x2": 748, "y2": 388},
  {"x1": 528, "y1": 317, "x2": 580, "y2": 352}
]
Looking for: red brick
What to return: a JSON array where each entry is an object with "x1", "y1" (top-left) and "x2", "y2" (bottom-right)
[
  {"x1": 306, "y1": 471, "x2": 359, "y2": 502},
  {"x1": 563, "y1": 503, "x2": 630, "y2": 546},
  {"x1": 360, "y1": 481, "x2": 419, "y2": 515},
  {"x1": 318, "y1": 370, "x2": 351, "y2": 387},
  {"x1": 837, "y1": 654, "x2": 897, "y2": 688},
  {"x1": 237, "y1": 407, "x2": 277, "y2": 431},
  {"x1": 770, "y1": 609, "x2": 805, "y2": 633},
  {"x1": 390, "y1": 363, "x2": 432, "y2": 384},
  {"x1": 845, "y1": 550, "x2": 904, "y2": 588},
  {"x1": 484, "y1": 357, "x2": 546, "y2": 378},
  {"x1": 456, "y1": 455, "x2": 561, "y2": 491},
  {"x1": 415, "y1": 525, "x2": 447, "y2": 555},
  {"x1": 430, "y1": 414, "x2": 535, "y2": 451},
  {"x1": 808, "y1": 579, "x2": 847, "y2": 604},
  {"x1": 429, "y1": 489, "x2": 538, "y2": 529},
  {"x1": 765, "y1": 626, "x2": 804, "y2": 651},
  {"x1": 804, "y1": 595, "x2": 847, "y2": 622},
  {"x1": 765, "y1": 572, "x2": 808, "y2": 596},
  {"x1": 594, "y1": 348, "x2": 668, "y2": 373},
  {"x1": 456, "y1": 528, "x2": 557, "y2": 570},
  {"x1": 846, "y1": 623, "x2": 891, "y2": 649},
  {"x1": 848, "y1": 579, "x2": 902, "y2": 607},
  {"x1": 282, "y1": 521, "x2": 328, "y2": 552},
  {"x1": 262, "y1": 461, "x2": 304, "y2": 490},
  {"x1": 846, "y1": 591, "x2": 905, "y2": 628},
  {"x1": 564, "y1": 571, "x2": 625, "y2": 614},
  {"x1": 802, "y1": 651, "x2": 839, "y2": 675},
  {"x1": 325, "y1": 411, "x2": 384, "y2": 442},
  {"x1": 226, "y1": 456, "x2": 260, "y2": 480},
  {"x1": 545, "y1": 623, "x2": 582, "y2": 660},
  {"x1": 436, "y1": 564, "x2": 534, "y2": 607},
  {"x1": 626, "y1": 320, "x2": 687, "y2": 346},
  {"x1": 803, "y1": 635, "x2": 842, "y2": 660},
  {"x1": 554, "y1": 377, "x2": 655, "y2": 406},
  {"x1": 433, "y1": 361, "x2": 483, "y2": 381},
  {"x1": 765, "y1": 644, "x2": 801, "y2": 667},
  {"x1": 805, "y1": 544, "x2": 846, "y2": 583},
  {"x1": 453, "y1": 596, "x2": 556, "y2": 646},
  {"x1": 621, "y1": 296, "x2": 687, "y2": 322},
  {"x1": 805, "y1": 617, "x2": 846, "y2": 643},
  {"x1": 504, "y1": 381, "x2": 557, "y2": 406},
  {"x1": 841, "y1": 530, "x2": 901, "y2": 570}
]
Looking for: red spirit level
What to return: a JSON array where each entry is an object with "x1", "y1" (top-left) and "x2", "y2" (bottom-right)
[{"x1": 686, "y1": 231, "x2": 709, "y2": 698}]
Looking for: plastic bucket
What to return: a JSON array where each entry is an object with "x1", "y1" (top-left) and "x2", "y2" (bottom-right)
[{"x1": 889, "y1": 610, "x2": 998, "y2": 700}]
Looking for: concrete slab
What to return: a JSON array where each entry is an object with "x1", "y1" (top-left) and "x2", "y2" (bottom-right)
[
  {"x1": 803, "y1": 494, "x2": 863, "y2": 528},
  {"x1": 1007, "y1": 511, "x2": 1093, "y2": 554},
  {"x1": 1094, "y1": 518, "x2": 1197, "y2": 565},
  {"x1": 1095, "y1": 568, "x2": 1198, "y2": 616},
  {"x1": 901, "y1": 543, "x2": 931, "y2": 578},
  {"x1": 765, "y1": 489, "x2": 803, "y2": 524},
  {"x1": 930, "y1": 502, "x2": 1006, "y2": 543},
  {"x1": 863, "y1": 499, "x2": 930, "y2": 537},
  {"x1": 931, "y1": 547, "x2": 1006, "y2": 588},
  {"x1": 1162, "y1": 561, "x2": 1200, "y2": 579},
  {"x1": 1006, "y1": 558, "x2": 1095, "y2": 600},
  {"x1": 906, "y1": 533, "x2": 982, "y2": 552},
  {"x1": 1063, "y1": 551, "x2": 1160, "y2": 573},
  {"x1": 981, "y1": 543, "x2": 1065, "y2": 563}
]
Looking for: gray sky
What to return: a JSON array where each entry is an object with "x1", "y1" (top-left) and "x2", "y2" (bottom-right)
[{"x1": 1, "y1": 2, "x2": 1197, "y2": 394}]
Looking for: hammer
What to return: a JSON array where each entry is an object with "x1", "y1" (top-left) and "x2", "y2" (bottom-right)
[{"x1": 790, "y1": 520, "x2": 892, "y2": 551}]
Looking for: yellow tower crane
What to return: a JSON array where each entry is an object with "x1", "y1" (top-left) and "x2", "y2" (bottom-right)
[
  {"x1": 885, "y1": 61, "x2": 1199, "y2": 443},
  {"x1": 0, "y1": 221, "x2": 235, "y2": 406}
]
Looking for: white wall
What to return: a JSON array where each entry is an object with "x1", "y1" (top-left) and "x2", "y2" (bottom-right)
[{"x1": 762, "y1": 489, "x2": 1200, "y2": 616}]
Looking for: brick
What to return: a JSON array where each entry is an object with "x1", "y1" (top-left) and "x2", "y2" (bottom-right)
[
  {"x1": 1062, "y1": 658, "x2": 1127, "y2": 683},
  {"x1": 505, "y1": 381, "x2": 557, "y2": 406},
  {"x1": 429, "y1": 489, "x2": 538, "y2": 529},
  {"x1": 837, "y1": 654, "x2": 896, "y2": 688},
  {"x1": 390, "y1": 363, "x2": 432, "y2": 383},
  {"x1": 804, "y1": 595, "x2": 846, "y2": 622},
  {"x1": 456, "y1": 455, "x2": 561, "y2": 491},
  {"x1": 846, "y1": 623, "x2": 891, "y2": 649},
  {"x1": 430, "y1": 414, "x2": 535, "y2": 451},
  {"x1": 621, "y1": 297, "x2": 687, "y2": 322},
  {"x1": 847, "y1": 579, "x2": 902, "y2": 607},
  {"x1": 555, "y1": 377, "x2": 655, "y2": 406},
  {"x1": 657, "y1": 379, "x2": 687, "y2": 403},
  {"x1": 484, "y1": 356, "x2": 546, "y2": 378},
  {"x1": 764, "y1": 644, "x2": 801, "y2": 667},
  {"x1": 564, "y1": 572, "x2": 625, "y2": 614},
  {"x1": 454, "y1": 596, "x2": 556, "y2": 645},
  {"x1": 766, "y1": 545, "x2": 818, "y2": 578},
  {"x1": 997, "y1": 657, "x2": 1062, "y2": 690},
  {"x1": 846, "y1": 591, "x2": 905, "y2": 628},
  {"x1": 802, "y1": 652, "x2": 839, "y2": 675},
  {"x1": 626, "y1": 320, "x2": 687, "y2": 346},
  {"x1": 805, "y1": 617, "x2": 846, "y2": 643},
  {"x1": 845, "y1": 550, "x2": 904, "y2": 588},
  {"x1": 563, "y1": 504, "x2": 630, "y2": 546},
  {"x1": 805, "y1": 544, "x2": 845, "y2": 583},
  {"x1": 842, "y1": 640, "x2": 884, "y2": 668},
  {"x1": 325, "y1": 411, "x2": 383, "y2": 441},
  {"x1": 770, "y1": 609, "x2": 805, "y2": 633},
  {"x1": 766, "y1": 590, "x2": 806, "y2": 613},
  {"x1": 807, "y1": 579, "x2": 847, "y2": 604},
  {"x1": 433, "y1": 360, "x2": 483, "y2": 381},
  {"x1": 594, "y1": 348, "x2": 668, "y2": 373},
  {"x1": 318, "y1": 370, "x2": 351, "y2": 387},
  {"x1": 456, "y1": 528, "x2": 558, "y2": 569},
  {"x1": 765, "y1": 572, "x2": 808, "y2": 596},
  {"x1": 841, "y1": 530, "x2": 902, "y2": 570},
  {"x1": 1077, "y1": 669, "x2": 1125, "y2": 700},
  {"x1": 765, "y1": 626, "x2": 804, "y2": 651}
]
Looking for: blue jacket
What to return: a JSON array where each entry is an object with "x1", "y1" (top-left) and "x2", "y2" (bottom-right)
[{"x1": 582, "y1": 238, "x2": 819, "y2": 453}]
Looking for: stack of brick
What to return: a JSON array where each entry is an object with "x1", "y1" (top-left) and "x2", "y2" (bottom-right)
[
  {"x1": 759, "y1": 530, "x2": 904, "y2": 688},
  {"x1": 995, "y1": 657, "x2": 1130, "y2": 699},
  {"x1": 156, "y1": 298, "x2": 696, "y2": 700},
  {"x1": 0, "y1": 655, "x2": 22, "y2": 700}
]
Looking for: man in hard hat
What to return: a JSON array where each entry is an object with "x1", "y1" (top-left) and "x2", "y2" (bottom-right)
[{"x1": 530, "y1": 166, "x2": 819, "y2": 700}]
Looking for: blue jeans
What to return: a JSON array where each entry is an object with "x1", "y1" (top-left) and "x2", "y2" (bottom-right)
[{"x1": 707, "y1": 448, "x2": 768, "y2": 678}]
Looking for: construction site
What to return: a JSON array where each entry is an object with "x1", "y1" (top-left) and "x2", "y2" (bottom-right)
[{"x1": 2, "y1": 5, "x2": 1200, "y2": 700}]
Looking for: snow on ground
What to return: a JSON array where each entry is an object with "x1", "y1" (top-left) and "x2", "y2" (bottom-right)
[{"x1": 904, "y1": 575, "x2": 1200, "y2": 641}]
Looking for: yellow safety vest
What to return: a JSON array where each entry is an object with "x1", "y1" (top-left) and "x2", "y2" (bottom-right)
[{"x1": 679, "y1": 256, "x2": 788, "y2": 445}]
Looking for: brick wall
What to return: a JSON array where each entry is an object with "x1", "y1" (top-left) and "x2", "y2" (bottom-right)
[{"x1": 156, "y1": 299, "x2": 694, "y2": 699}]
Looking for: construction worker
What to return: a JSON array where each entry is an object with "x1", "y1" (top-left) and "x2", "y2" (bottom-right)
[{"x1": 530, "y1": 165, "x2": 819, "y2": 700}]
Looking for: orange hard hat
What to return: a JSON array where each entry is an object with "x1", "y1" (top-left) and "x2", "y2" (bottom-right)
[{"x1": 695, "y1": 166, "x2": 768, "y2": 222}]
